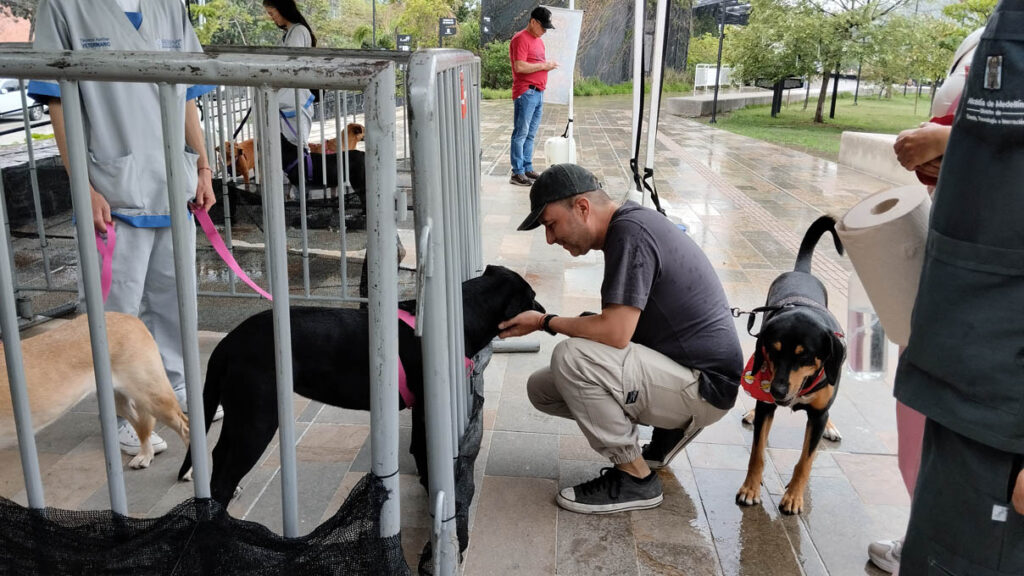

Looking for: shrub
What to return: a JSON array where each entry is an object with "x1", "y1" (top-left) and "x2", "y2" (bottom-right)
[{"x1": 481, "y1": 40, "x2": 512, "y2": 90}]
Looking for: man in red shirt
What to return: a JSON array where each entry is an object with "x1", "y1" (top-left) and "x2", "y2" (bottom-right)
[{"x1": 509, "y1": 7, "x2": 558, "y2": 187}]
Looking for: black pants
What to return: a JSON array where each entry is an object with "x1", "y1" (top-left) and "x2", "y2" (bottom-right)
[
  {"x1": 280, "y1": 135, "x2": 366, "y2": 207},
  {"x1": 902, "y1": 419, "x2": 1024, "y2": 575}
]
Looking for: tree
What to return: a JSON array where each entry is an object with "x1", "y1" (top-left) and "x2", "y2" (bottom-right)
[
  {"x1": 687, "y1": 31, "x2": 739, "y2": 82},
  {"x1": 480, "y1": 40, "x2": 512, "y2": 90},
  {"x1": 942, "y1": 0, "x2": 997, "y2": 30},
  {"x1": 395, "y1": 0, "x2": 455, "y2": 49}
]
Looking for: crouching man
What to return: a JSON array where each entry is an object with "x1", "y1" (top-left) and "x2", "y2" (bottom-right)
[{"x1": 499, "y1": 164, "x2": 743, "y2": 514}]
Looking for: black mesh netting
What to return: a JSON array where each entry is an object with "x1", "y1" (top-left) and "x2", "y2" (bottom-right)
[
  {"x1": 0, "y1": 473, "x2": 410, "y2": 576},
  {"x1": 417, "y1": 347, "x2": 490, "y2": 575}
]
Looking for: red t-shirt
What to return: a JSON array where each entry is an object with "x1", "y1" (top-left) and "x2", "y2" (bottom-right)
[{"x1": 510, "y1": 29, "x2": 548, "y2": 100}]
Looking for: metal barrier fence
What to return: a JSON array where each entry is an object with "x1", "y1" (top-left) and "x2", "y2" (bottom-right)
[
  {"x1": 0, "y1": 45, "x2": 482, "y2": 575},
  {"x1": 408, "y1": 49, "x2": 483, "y2": 575},
  {"x1": 0, "y1": 47, "x2": 400, "y2": 539}
]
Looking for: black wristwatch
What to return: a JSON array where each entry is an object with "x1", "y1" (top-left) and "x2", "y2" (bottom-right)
[{"x1": 542, "y1": 314, "x2": 558, "y2": 335}]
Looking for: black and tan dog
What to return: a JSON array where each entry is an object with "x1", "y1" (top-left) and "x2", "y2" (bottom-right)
[
  {"x1": 179, "y1": 265, "x2": 544, "y2": 504},
  {"x1": 735, "y1": 216, "x2": 846, "y2": 515}
]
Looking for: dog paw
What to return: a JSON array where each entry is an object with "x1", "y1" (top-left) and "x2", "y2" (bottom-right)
[
  {"x1": 741, "y1": 409, "x2": 755, "y2": 426},
  {"x1": 779, "y1": 489, "x2": 805, "y2": 515},
  {"x1": 823, "y1": 420, "x2": 842, "y2": 442},
  {"x1": 736, "y1": 483, "x2": 762, "y2": 506},
  {"x1": 181, "y1": 467, "x2": 193, "y2": 482},
  {"x1": 128, "y1": 454, "x2": 153, "y2": 469}
]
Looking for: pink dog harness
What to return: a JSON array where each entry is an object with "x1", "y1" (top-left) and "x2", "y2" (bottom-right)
[{"x1": 397, "y1": 309, "x2": 476, "y2": 409}]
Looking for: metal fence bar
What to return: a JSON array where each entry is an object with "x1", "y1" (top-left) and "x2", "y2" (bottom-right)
[
  {"x1": 435, "y1": 70, "x2": 460, "y2": 453},
  {"x1": 293, "y1": 89, "x2": 312, "y2": 298},
  {"x1": 214, "y1": 85, "x2": 238, "y2": 295},
  {"x1": 0, "y1": 154, "x2": 44, "y2": 509},
  {"x1": 256, "y1": 87, "x2": 301, "y2": 537},
  {"x1": 364, "y1": 62, "x2": 400, "y2": 538},
  {"x1": 18, "y1": 80, "x2": 52, "y2": 290},
  {"x1": 157, "y1": 83, "x2": 211, "y2": 499},
  {"x1": 59, "y1": 79, "x2": 128, "y2": 514},
  {"x1": 409, "y1": 58, "x2": 459, "y2": 575}
]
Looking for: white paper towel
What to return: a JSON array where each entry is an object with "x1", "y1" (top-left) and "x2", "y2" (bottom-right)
[{"x1": 837, "y1": 185, "x2": 932, "y2": 347}]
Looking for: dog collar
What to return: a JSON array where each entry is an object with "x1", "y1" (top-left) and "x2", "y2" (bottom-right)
[{"x1": 741, "y1": 348, "x2": 826, "y2": 404}]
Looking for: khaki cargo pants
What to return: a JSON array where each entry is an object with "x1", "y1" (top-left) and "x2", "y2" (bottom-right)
[{"x1": 527, "y1": 337, "x2": 728, "y2": 464}]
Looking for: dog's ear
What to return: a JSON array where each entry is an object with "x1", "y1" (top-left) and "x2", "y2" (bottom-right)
[
  {"x1": 751, "y1": 340, "x2": 765, "y2": 374},
  {"x1": 824, "y1": 331, "x2": 846, "y2": 385}
]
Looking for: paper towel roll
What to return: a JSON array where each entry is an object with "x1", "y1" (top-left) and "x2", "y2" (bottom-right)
[{"x1": 837, "y1": 185, "x2": 932, "y2": 347}]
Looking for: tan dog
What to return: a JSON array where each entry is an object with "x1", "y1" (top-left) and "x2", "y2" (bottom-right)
[
  {"x1": 219, "y1": 138, "x2": 257, "y2": 187},
  {"x1": 0, "y1": 312, "x2": 189, "y2": 469},
  {"x1": 308, "y1": 122, "x2": 364, "y2": 154}
]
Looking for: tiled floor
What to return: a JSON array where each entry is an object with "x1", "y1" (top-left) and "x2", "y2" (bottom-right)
[{"x1": 0, "y1": 95, "x2": 913, "y2": 575}]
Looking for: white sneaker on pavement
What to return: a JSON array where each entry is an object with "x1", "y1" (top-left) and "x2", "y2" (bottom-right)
[
  {"x1": 176, "y1": 390, "x2": 224, "y2": 421},
  {"x1": 868, "y1": 537, "x2": 902, "y2": 574},
  {"x1": 118, "y1": 422, "x2": 167, "y2": 456}
]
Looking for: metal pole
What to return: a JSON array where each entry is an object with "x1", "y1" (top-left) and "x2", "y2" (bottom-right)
[
  {"x1": 157, "y1": 83, "x2": 211, "y2": 499},
  {"x1": 644, "y1": 0, "x2": 669, "y2": 169},
  {"x1": 59, "y1": 80, "x2": 127, "y2": 514},
  {"x1": 0, "y1": 149, "x2": 44, "y2": 509},
  {"x1": 214, "y1": 85, "x2": 238, "y2": 295},
  {"x1": 567, "y1": 0, "x2": 575, "y2": 143},
  {"x1": 372, "y1": 0, "x2": 377, "y2": 48},
  {"x1": 630, "y1": 0, "x2": 644, "y2": 160},
  {"x1": 710, "y1": 8, "x2": 725, "y2": 124},
  {"x1": 19, "y1": 80, "x2": 52, "y2": 289},
  {"x1": 408, "y1": 50, "x2": 459, "y2": 575},
  {"x1": 256, "y1": 87, "x2": 300, "y2": 537},
  {"x1": 365, "y1": 64, "x2": 400, "y2": 538},
  {"x1": 294, "y1": 89, "x2": 311, "y2": 298}
]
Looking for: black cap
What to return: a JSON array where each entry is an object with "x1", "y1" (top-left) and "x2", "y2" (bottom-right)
[
  {"x1": 517, "y1": 164, "x2": 601, "y2": 231},
  {"x1": 531, "y1": 7, "x2": 555, "y2": 30}
]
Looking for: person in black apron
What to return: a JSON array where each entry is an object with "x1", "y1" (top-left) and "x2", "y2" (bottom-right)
[{"x1": 895, "y1": 2, "x2": 1024, "y2": 573}]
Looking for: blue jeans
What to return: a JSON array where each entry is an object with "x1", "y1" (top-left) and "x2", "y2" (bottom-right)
[{"x1": 510, "y1": 88, "x2": 544, "y2": 175}]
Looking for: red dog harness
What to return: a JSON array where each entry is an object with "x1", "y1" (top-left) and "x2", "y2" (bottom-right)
[
  {"x1": 397, "y1": 309, "x2": 475, "y2": 409},
  {"x1": 741, "y1": 347, "x2": 826, "y2": 404}
]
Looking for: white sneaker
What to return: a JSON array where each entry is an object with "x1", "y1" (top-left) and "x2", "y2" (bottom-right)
[
  {"x1": 118, "y1": 422, "x2": 168, "y2": 456},
  {"x1": 176, "y1": 389, "x2": 224, "y2": 421},
  {"x1": 868, "y1": 537, "x2": 902, "y2": 574}
]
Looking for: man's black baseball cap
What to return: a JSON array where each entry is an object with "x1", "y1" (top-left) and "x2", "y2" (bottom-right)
[
  {"x1": 517, "y1": 164, "x2": 601, "y2": 231},
  {"x1": 531, "y1": 7, "x2": 555, "y2": 29}
]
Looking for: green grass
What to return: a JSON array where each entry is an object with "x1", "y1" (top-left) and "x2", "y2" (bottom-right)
[
  {"x1": 698, "y1": 92, "x2": 933, "y2": 160},
  {"x1": 481, "y1": 79, "x2": 694, "y2": 100}
]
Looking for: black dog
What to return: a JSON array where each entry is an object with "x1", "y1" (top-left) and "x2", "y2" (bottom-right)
[
  {"x1": 179, "y1": 265, "x2": 544, "y2": 505},
  {"x1": 735, "y1": 215, "x2": 846, "y2": 515}
]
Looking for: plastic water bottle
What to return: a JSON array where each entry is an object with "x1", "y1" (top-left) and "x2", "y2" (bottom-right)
[{"x1": 846, "y1": 271, "x2": 886, "y2": 380}]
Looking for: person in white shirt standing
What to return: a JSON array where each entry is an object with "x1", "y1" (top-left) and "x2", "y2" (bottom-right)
[{"x1": 28, "y1": 0, "x2": 219, "y2": 459}]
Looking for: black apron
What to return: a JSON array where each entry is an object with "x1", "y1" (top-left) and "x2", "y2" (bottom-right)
[{"x1": 896, "y1": 0, "x2": 1024, "y2": 456}]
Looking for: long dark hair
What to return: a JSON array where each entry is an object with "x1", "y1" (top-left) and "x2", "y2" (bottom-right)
[{"x1": 263, "y1": 0, "x2": 317, "y2": 47}]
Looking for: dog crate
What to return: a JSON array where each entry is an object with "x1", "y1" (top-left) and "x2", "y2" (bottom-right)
[{"x1": 0, "y1": 45, "x2": 483, "y2": 576}]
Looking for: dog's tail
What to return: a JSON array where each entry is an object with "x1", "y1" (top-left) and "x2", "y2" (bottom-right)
[
  {"x1": 177, "y1": 339, "x2": 229, "y2": 482},
  {"x1": 795, "y1": 215, "x2": 843, "y2": 274}
]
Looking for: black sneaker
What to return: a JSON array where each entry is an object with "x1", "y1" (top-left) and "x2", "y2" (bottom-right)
[
  {"x1": 641, "y1": 426, "x2": 704, "y2": 470},
  {"x1": 509, "y1": 173, "x2": 532, "y2": 186},
  {"x1": 556, "y1": 467, "x2": 663, "y2": 514}
]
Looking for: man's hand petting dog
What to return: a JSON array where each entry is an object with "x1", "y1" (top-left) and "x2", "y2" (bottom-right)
[
  {"x1": 1014, "y1": 468, "x2": 1024, "y2": 515},
  {"x1": 498, "y1": 310, "x2": 545, "y2": 338}
]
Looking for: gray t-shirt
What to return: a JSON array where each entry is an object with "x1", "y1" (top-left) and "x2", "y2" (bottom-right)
[{"x1": 602, "y1": 202, "x2": 742, "y2": 410}]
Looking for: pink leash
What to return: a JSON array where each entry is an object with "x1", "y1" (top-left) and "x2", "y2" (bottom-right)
[
  {"x1": 193, "y1": 208, "x2": 273, "y2": 300},
  {"x1": 95, "y1": 221, "x2": 116, "y2": 303}
]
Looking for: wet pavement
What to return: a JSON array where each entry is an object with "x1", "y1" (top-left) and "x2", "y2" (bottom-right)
[{"x1": 0, "y1": 94, "x2": 911, "y2": 575}]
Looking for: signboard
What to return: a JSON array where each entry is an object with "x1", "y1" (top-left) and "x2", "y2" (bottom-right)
[
  {"x1": 439, "y1": 17, "x2": 457, "y2": 37},
  {"x1": 481, "y1": 15, "x2": 492, "y2": 36},
  {"x1": 541, "y1": 6, "x2": 583, "y2": 106},
  {"x1": 396, "y1": 33, "x2": 411, "y2": 52}
]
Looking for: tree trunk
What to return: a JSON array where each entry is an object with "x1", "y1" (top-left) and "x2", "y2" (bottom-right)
[{"x1": 814, "y1": 70, "x2": 830, "y2": 123}]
